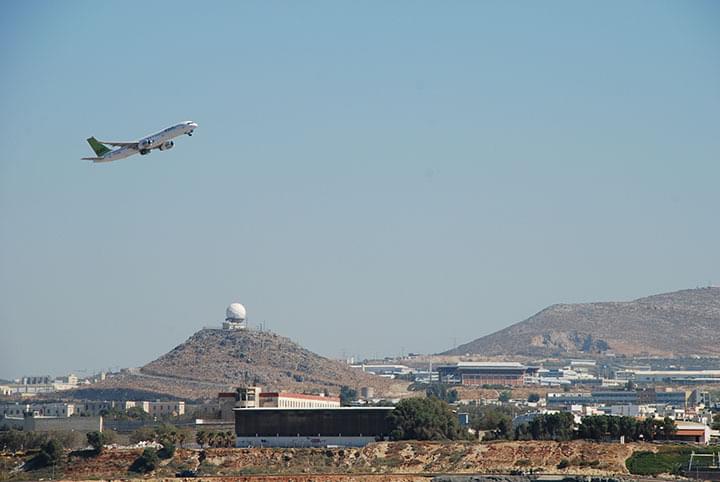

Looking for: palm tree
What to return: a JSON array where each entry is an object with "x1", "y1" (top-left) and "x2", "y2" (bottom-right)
[
  {"x1": 196, "y1": 430, "x2": 208, "y2": 449},
  {"x1": 177, "y1": 430, "x2": 187, "y2": 449},
  {"x1": 207, "y1": 431, "x2": 218, "y2": 448},
  {"x1": 223, "y1": 431, "x2": 234, "y2": 447}
]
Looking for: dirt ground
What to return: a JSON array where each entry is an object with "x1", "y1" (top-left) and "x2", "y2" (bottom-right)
[{"x1": 1, "y1": 440, "x2": 647, "y2": 480}]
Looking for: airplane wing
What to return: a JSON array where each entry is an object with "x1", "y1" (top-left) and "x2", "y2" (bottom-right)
[{"x1": 98, "y1": 140, "x2": 139, "y2": 148}]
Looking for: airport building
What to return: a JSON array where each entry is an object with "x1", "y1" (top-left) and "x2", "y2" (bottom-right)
[
  {"x1": 547, "y1": 389, "x2": 689, "y2": 408},
  {"x1": 2, "y1": 374, "x2": 80, "y2": 396},
  {"x1": 616, "y1": 369, "x2": 720, "y2": 384},
  {"x1": 233, "y1": 406, "x2": 394, "y2": 447},
  {"x1": 220, "y1": 387, "x2": 340, "y2": 420},
  {"x1": 437, "y1": 362, "x2": 539, "y2": 386}
]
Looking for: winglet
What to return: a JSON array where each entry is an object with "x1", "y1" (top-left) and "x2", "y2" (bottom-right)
[{"x1": 86, "y1": 137, "x2": 111, "y2": 157}]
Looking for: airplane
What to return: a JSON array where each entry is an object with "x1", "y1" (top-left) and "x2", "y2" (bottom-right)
[{"x1": 82, "y1": 121, "x2": 198, "y2": 163}]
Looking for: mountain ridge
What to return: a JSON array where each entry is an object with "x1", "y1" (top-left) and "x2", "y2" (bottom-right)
[{"x1": 443, "y1": 287, "x2": 720, "y2": 357}]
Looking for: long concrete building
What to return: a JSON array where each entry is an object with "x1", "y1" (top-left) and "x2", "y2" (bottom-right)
[
  {"x1": 547, "y1": 389, "x2": 689, "y2": 408},
  {"x1": 1, "y1": 400, "x2": 184, "y2": 419},
  {"x1": 617, "y1": 369, "x2": 720, "y2": 384},
  {"x1": 437, "y1": 362, "x2": 539, "y2": 386},
  {"x1": 219, "y1": 387, "x2": 341, "y2": 420}
]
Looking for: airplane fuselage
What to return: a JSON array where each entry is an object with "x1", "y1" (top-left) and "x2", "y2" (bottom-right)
[
  {"x1": 100, "y1": 145, "x2": 136, "y2": 163},
  {"x1": 138, "y1": 122, "x2": 197, "y2": 154}
]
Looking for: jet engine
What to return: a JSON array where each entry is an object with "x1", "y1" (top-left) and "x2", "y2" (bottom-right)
[{"x1": 159, "y1": 141, "x2": 174, "y2": 151}]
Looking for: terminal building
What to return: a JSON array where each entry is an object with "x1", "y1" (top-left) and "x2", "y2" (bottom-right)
[
  {"x1": 547, "y1": 389, "x2": 690, "y2": 408},
  {"x1": 220, "y1": 387, "x2": 340, "y2": 420},
  {"x1": 616, "y1": 369, "x2": 720, "y2": 384},
  {"x1": 437, "y1": 362, "x2": 539, "y2": 386},
  {"x1": 233, "y1": 406, "x2": 394, "y2": 447}
]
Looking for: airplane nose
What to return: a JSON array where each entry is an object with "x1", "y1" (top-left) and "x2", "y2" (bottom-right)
[{"x1": 190, "y1": 122, "x2": 198, "y2": 129}]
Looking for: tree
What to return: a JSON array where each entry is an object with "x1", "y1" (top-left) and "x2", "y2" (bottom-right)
[
  {"x1": 196, "y1": 430, "x2": 209, "y2": 449},
  {"x1": 0, "y1": 429, "x2": 35, "y2": 452},
  {"x1": 498, "y1": 391, "x2": 511, "y2": 403},
  {"x1": 86, "y1": 432, "x2": 107, "y2": 454},
  {"x1": 514, "y1": 422, "x2": 531, "y2": 441},
  {"x1": 467, "y1": 405, "x2": 515, "y2": 435},
  {"x1": 340, "y1": 386, "x2": 357, "y2": 406},
  {"x1": 496, "y1": 418, "x2": 511, "y2": 439},
  {"x1": 176, "y1": 428, "x2": 191, "y2": 448},
  {"x1": 387, "y1": 397, "x2": 466, "y2": 441},
  {"x1": 130, "y1": 447, "x2": 160, "y2": 473},
  {"x1": 35, "y1": 438, "x2": 64, "y2": 467},
  {"x1": 223, "y1": 430, "x2": 235, "y2": 448},
  {"x1": 425, "y1": 383, "x2": 459, "y2": 403},
  {"x1": 660, "y1": 417, "x2": 676, "y2": 440},
  {"x1": 130, "y1": 426, "x2": 157, "y2": 444},
  {"x1": 527, "y1": 393, "x2": 540, "y2": 403},
  {"x1": 207, "y1": 431, "x2": 218, "y2": 448},
  {"x1": 526, "y1": 412, "x2": 574, "y2": 441},
  {"x1": 158, "y1": 440, "x2": 175, "y2": 459},
  {"x1": 0, "y1": 430, "x2": 49, "y2": 452},
  {"x1": 712, "y1": 413, "x2": 720, "y2": 430},
  {"x1": 50, "y1": 431, "x2": 83, "y2": 450},
  {"x1": 155, "y1": 423, "x2": 180, "y2": 445},
  {"x1": 578, "y1": 415, "x2": 674, "y2": 442},
  {"x1": 126, "y1": 406, "x2": 151, "y2": 420}
]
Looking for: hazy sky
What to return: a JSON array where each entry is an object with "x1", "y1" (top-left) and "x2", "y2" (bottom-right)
[{"x1": 1, "y1": 1, "x2": 719, "y2": 380}]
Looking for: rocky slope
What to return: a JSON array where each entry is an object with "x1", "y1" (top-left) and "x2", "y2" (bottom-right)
[
  {"x1": 443, "y1": 287, "x2": 720, "y2": 357},
  {"x1": 3, "y1": 441, "x2": 640, "y2": 479},
  {"x1": 72, "y1": 328, "x2": 401, "y2": 400}
]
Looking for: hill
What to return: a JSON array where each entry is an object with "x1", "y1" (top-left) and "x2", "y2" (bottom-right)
[
  {"x1": 443, "y1": 287, "x2": 720, "y2": 357},
  {"x1": 72, "y1": 328, "x2": 401, "y2": 400}
]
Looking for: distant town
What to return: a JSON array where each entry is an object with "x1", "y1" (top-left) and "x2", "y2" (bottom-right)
[{"x1": 3, "y1": 298, "x2": 720, "y2": 478}]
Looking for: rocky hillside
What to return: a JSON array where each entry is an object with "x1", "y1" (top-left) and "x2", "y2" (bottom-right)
[
  {"x1": 4, "y1": 441, "x2": 639, "y2": 479},
  {"x1": 73, "y1": 328, "x2": 401, "y2": 400},
  {"x1": 143, "y1": 328, "x2": 393, "y2": 393},
  {"x1": 443, "y1": 287, "x2": 720, "y2": 357}
]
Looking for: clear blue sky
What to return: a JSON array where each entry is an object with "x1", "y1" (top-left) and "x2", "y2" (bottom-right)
[{"x1": 1, "y1": 1, "x2": 718, "y2": 380}]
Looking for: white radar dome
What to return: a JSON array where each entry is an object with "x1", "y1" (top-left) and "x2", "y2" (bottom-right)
[{"x1": 226, "y1": 303, "x2": 247, "y2": 321}]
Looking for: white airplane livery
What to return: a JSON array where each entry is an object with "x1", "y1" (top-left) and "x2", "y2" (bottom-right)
[{"x1": 82, "y1": 121, "x2": 198, "y2": 163}]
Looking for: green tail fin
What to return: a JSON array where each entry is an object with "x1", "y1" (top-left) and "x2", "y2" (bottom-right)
[{"x1": 87, "y1": 137, "x2": 111, "y2": 157}]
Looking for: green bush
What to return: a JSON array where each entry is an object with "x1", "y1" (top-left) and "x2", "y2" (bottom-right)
[
  {"x1": 557, "y1": 458, "x2": 570, "y2": 469},
  {"x1": 0, "y1": 429, "x2": 49, "y2": 452},
  {"x1": 86, "y1": 431, "x2": 114, "y2": 454},
  {"x1": 130, "y1": 447, "x2": 160, "y2": 473},
  {"x1": 158, "y1": 440, "x2": 176, "y2": 459},
  {"x1": 35, "y1": 439, "x2": 64, "y2": 467}
]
